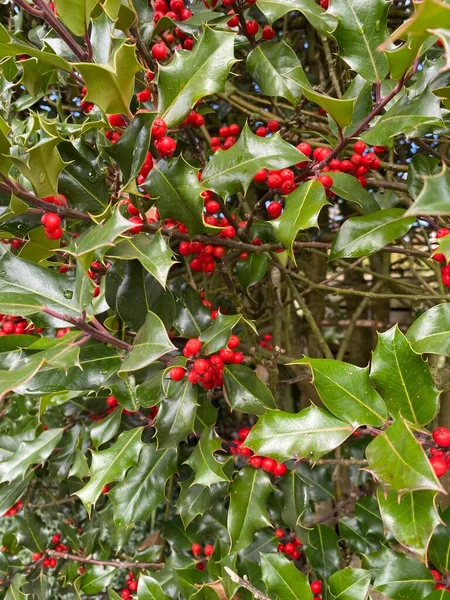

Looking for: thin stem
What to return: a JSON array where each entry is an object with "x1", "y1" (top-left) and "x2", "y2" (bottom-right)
[
  {"x1": 46, "y1": 549, "x2": 163, "y2": 570},
  {"x1": 224, "y1": 567, "x2": 271, "y2": 600}
]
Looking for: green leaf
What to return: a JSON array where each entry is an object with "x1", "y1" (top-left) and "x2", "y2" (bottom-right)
[
  {"x1": 271, "y1": 180, "x2": 329, "y2": 263},
  {"x1": 339, "y1": 516, "x2": 380, "y2": 554},
  {"x1": 110, "y1": 444, "x2": 177, "y2": 528},
  {"x1": 91, "y1": 406, "x2": 122, "y2": 449},
  {"x1": 138, "y1": 575, "x2": 171, "y2": 600},
  {"x1": 429, "y1": 507, "x2": 450, "y2": 573},
  {"x1": 297, "y1": 357, "x2": 387, "y2": 427},
  {"x1": 424, "y1": 592, "x2": 450, "y2": 600},
  {"x1": 331, "y1": 0, "x2": 389, "y2": 82},
  {"x1": 0, "y1": 473, "x2": 33, "y2": 516},
  {"x1": 199, "y1": 313, "x2": 241, "y2": 355},
  {"x1": 370, "y1": 325, "x2": 439, "y2": 426},
  {"x1": 304, "y1": 524, "x2": 341, "y2": 579},
  {"x1": 236, "y1": 253, "x2": 268, "y2": 296},
  {"x1": 256, "y1": 0, "x2": 336, "y2": 32},
  {"x1": 377, "y1": 488, "x2": 441, "y2": 560},
  {"x1": 245, "y1": 405, "x2": 353, "y2": 462},
  {"x1": 119, "y1": 311, "x2": 175, "y2": 374},
  {"x1": 330, "y1": 208, "x2": 415, "y2": 260},
  {"x1": 144, "y1": 156, "x2": 207, "y2": 235},
  {"x1": 107, "y1": 232, "x2": 176, "y2": 289},
  {"x1": 385, "y1": 0, "x2": 450, "y2": 48},
  {"x1": 158, "y1": 25, "x2": 236, "y2": 127},
  {"x1": 156, "y1": 381, "x2": 198, "y2": 449},
  {"x1": 105, "y1": 112, "x2": 156, "y2": 193},
  {"x1": 176, "y1": 478, "x2": 227, "y2": 528},
  {"x1": 406, "y1": 154, "x2": 440, "y2": 200},
  {"x1": 328, "y1": 568, "x2": 371, "y2": 600},
  {"x1": 406, "y1": 304, "x2": 450, "y2": 356},
  {"x1": 14, "y1": 512, "x2": 47, "y2": 552},
  {"x1": 4, "y1": 575, "x2": 27, "y2": 600},
  {"x1": 75, "y1": 43, "x2": 141, "y2": 115},
  {"x1": 53, "y1": 0, "x2": 98, "y2": 36},
  {"x1": 185, "y1": 427, "x2": 228, "y2": 487},
  {"x1": 406, "y1": 164, "x2": 450, "y2": 216},
  {"x1": 227, "y1": 466, "x2": 273, "y2": 552},
  {"x1": 278, "y1": 469, "x2": 307, "y2": 531},
  {"x1": 0, "y1": 428, "x2": 63, "y2": 483},
  {"x1": 200, "y1": 124, "x2": 306, "y2": 199},
  {"x1": 75, "y1": 427, "x2": 143, "y2": 514},
  {"x1": 80, "y1": 566, "x2": 116, "y2": 595},
  {"x1": 365, "y1": 417, "x2": 443, "y2": 493},
  {"x1": 329, "y1": 171, "x2": 380, "y2": 212},
  {"x1": 373, "y1": 554, "x2": 435, "y2": 600},
  {"x1": 260, "y1": 553, "x2": 313, "y2": 600},
  {"x1": 355, "y1": 496, "x2": 384, "y2": 538},
  {"x1": 223, "y1": 364, "x2": 277, "y2": 415},
  {"x1": 170, "y1": 278, "x2": 212, "y2": 337}
]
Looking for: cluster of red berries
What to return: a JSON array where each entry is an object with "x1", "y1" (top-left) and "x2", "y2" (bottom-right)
[
  {"x1": 80, "y1": 86, "x2": 94, "y2": 113},
  {"x1": 429, "y1": 426, "x2": 450, "y2": 478},
  {"x1": 169, "y1": 336, "x2": 243, "y2": 389},
  {"x1": 41, "y1": 212, "x2": 63, "y2": 240},
  {"x1": 0, "y1": 314, "x2": 42, "y2": 336},
  {"x1": 191, "y1": 542, "x2": 214, "y2": 570},
  {"x1": 255, "y1": 119, "x2": 280, "y2": 138},
  {"x1": 210, "y1": 123, "x2": 240, "y2": 152},
  {"x1": 431, "y1": 228, "x2": 450, "y2": 288},
  {"x1": 150, "y1": 0, "x2": 195, "y2": 56},
  {"x1": 118, "y1": 571, "x2": 138, "y2": 599},
  {"x1": 275, "y1": 528, "x2": 303, "y2": 561},
  {"x1": 230, "y1": 426, "x2": 253, "y2": 456},
  {"x1": 2, "y1": 500, "x2": 22, "y2": 517},
  {"x1": 1, "y1": 237, "x2": 23, "y2": 249},
  {"x1": 431, "y1": 569, "x2": 450, "y2": 592},
  {"x1": 56, "y1": 327, "x2": 71, "y2": 338},
  {"x1": 179, "y1": 240, "x2": 225, "y2": 275},
  {"x1": 152, "y1": 118, "x2": 177, "y2": 158},
  {"x1": 31, "y1": 533, "x2": 70, "y2": 569},
  {"x1": 259, "y1": 333, "x2": 273, "y2": 351},
  {"x1": 230, "y1": 426, "x2": 287, "y2": 476},
  {"x1": 152, "y1": 0, "x2": 192, "y2": 25},
  {"x1": 200, "y1": 290, "x2": 220, "y2": 321}
]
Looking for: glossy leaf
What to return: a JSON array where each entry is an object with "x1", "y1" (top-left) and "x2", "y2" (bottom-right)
[
  {"x1": 406, "y1": 304, "x2": 450, "y2": 356},
  {"x1": 245, "y1": 405, "x2": 353, "y2": 462},
  {"x1": 0, "y1": 473, "x2": 33, "y2": 515},
  {"x1": 407, "y1": 164, "x2": 450, "y2": 216},
  {"x1": 271, "y1": 180, "x2": 329, "y2": 263},
  {"x1": 199, "y1": 313, "x2": 241, "y2": 355},
  {"x1": 366, "y1": 418, "x2": 443, "y2": 493},
  {"x1": 260, "y1": 553, "x2": 313, "y2": 600},
  {"x1": 298, "y1": 357, "x2": 387, "y2": 427},
  {"x1": 256, "y1": 0, "x2": 336, "y2": 32},
  {"x1": 236, "y1": 253, "x2": 268, "y2": 296},
  {"x1": 329, "y1": 171, "x2": 379, "y2": 212},
  {"x1": 53, "y1": 0, "x2": 98, "y2": 36},
  {"x1": 185, "y1": 427, "x2": 228, "y2": 487},
  {"x1": 170, "y1": 278, "x2": 212, "y2": 337},
  {"x1": 385, "y1": 0, "x2": 450, "y2": 48},
  {"x1": 328, "y1": 568, "x2": 371, "y2": 600},
  {"x1": 91, "y1": 407, "x2": 122, "y2": 449},
  {"x1": 278, "y1": 469, "x2": 308, "y2": 531},
  {"x1": 373, "y1": 554, "x2": 435, "y2": 600},
  {"x1": 330, "y1": 208, "x2": 415, "y2": 260},
  {"x1": 429, "y1": 507, "x2": 450, "y2": 573},
  {"x1": 223, "y1": 364, "x2": 276, "y2": 415},
  {"x1": 156, "y1": 381, "x2": 198, "y2": 448},
  {"x1": 138, "y1": 575, "x2": 171, "y2": 600},
  {"x1": 304, "y1": 524, "x2": 341, "y2": 579},
  {"x1": 176, "y1": 478, "x2": 226, "y2": 528},
  {"x1": 370, "y1": 325, "x2": 439, "y2": 426}
]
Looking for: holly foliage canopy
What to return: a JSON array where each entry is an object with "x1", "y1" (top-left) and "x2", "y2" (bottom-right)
[{"x1": 1, "y1": 0, "x2": 450, "y2": 599}]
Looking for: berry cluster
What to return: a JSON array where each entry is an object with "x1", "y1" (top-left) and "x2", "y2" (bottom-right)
[
  {"x1": 2, "y1": 499, "x2": 22, "y2": 517},
  {"x1": 255, "y1": 119, "x2": 280, "y2": 138},
  {"x1": 210, "y1": 123, "x2": 240, "y2": 152},
  {"x1": 431, "y1": 228, "x2": 450, "y2": 287},
  {"x1": 150, "y1": 0, "x2": 195, "y2": 55},
  {"x1": 31, "y1": 533, "x2": 70, "y2": 569},
  {"x1": 191, "y1": 542, "x2": 214, "y2": 570},
  {"x1": 259, "y1": 333, "x2": 273, "y2": 351},
  {"x1": 0, "y1": 314, "x2": 41, "y2": 336},
  {"x1": 118, "y1": 571, "x2": 138, "y2": 599},
  {"x1": 275, "y1": 528, "x2": 303, "y2": 561},
  {"x1": 179, "y1": 240, "x2": 225, "y2": 275},
  {"x1": 1, "y1": 237, "x2": 23, "y2": 249},
  {"x1": 431, "y1": 569, "x2": 450, "y2": 592},
  {"x1": 429, "y1": 426, "x2": 450, "y2": 478},
  {"x1": 41, "y1": 212, "x2": 63, "y2": 240},
  {"x1": 230, "y1": 426, "x2": 287, "y2": 476}
]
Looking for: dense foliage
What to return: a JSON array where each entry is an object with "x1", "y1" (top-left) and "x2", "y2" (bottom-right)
[{"x1": 1, "y1": 0, "x2": 450, "y2": 598}]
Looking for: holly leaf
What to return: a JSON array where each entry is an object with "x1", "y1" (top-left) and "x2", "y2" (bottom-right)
[
  {"x1": 156, "y1": 381, "x2": 198, "y2": 449},
  {"x1": 107, "y1": 232, "x2": 176, "y2": 289},
  {"x1": 373, "y1": 554, "x2": 435, "y2": 600},
  {"x1": 144, "y1": 156, "x2": 207, "y2": 235},
  {"x1": 158, "y1": 25, "x2": 236, "y2": 127},
  {"x1": 330, "y1": 208, "x2": 415, "y2": 260},
  {"x1": 365, "y1": 417, "x2": 443, "y2": 493},
  {"x1": 53, "y1": 0, "x2": 98, "y2": 36},
  {"x1": 119, "y1": 311, "x2": 176, "y2": 374},
  {"x1": 236, "y1": 253, "x2": 268, "y2": 296},
  {"x1": 110, "y1": 444, "x2": 177, "y2": 528},
  {"x1": 199, "y1": 313, "x2": 242, "y2": 356},
  {"x1": 176, "y1": 477, "x2": 226, "y2": 528},
  {"x1": 383, "y1": 0, "x2": 450, "y2": 49},
  {"x1": 406, "y1": 164, "x2": 450, "y2": 216},
  {"x1": 271, "y1": 180, "x2": 329, "y2": 263},
  {"x1": 304, "y1": 524, "x2": 341, "y2": 579},
  {"x1": 75, "y1": 427, "x2": 143, "y2": 514},
  {"x1": 328, "y1": 568, "x2": 371, "y2": 600},
  {"x1": 91, "y1": 407, "x2": 122, "y2": 449},
  {"x1": 297, "y1": 357, "x2": 387, "y2": 427},
  {"x1": 255, "y1": 0, "x2": 336, "y2": 33},
  {"x1": 75, "y1": 43, "x2": 142, "y2": 115},
  {"x1": 185, "y1": 427, "x2": 229, "y2": 487},
  {"x1": 370, "y1": 325, "x2": 439, "y2": 426},
  {"x1": 223, "y1": 364, "x2": 277, "y2": 415},
  {"x1": 14, "y1": 512, "x2": 48, "y2": 552},
  {"x1": 329, "y1": 171, "x2": 380, "y2": 212},
  {"x1": 245, "y1": 405, "x2": 353, "y2": 462},
  {"x1": 429, "y1": 507, "x2": 450, "y2": 573},
  {"x1": 331, "y1": 0, "x2": 389, "y2": 83},
  {"x1": 0, "y1": 474, "x2": 33, "y2": 516},
  {"x1": 260, "y1": 553, "x2": 313, "y2": 600},
  {"x1": 80, "y1": 566, "x2": 116, "y2": 595},
  {"x1": 138, "y1": 575, "x2": 171, "y2": 600},
  {"x1": 169, "y1": 278, "x2": 212, "y2": 337},
  {"x1": 406, "y1": 304, "x2": 450, "y2": 356},
  {"x1": 377, "y1": 488, "x2": 441, "y2": 560},
  {"x1": 278, "y1": 469, "x2": 308, "y2": 531},
  {"x1": 0, "y1": 24, "x2": 70, "y2": 71},
  {"x1": 200, "y1": 124, "x2": 306, "y2": 199},
  {"x1": 227, "y1": 466, "x2": 273, "y2": 552}
]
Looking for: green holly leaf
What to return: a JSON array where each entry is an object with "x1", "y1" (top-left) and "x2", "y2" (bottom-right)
[
  {"x1": 198, "y1": 313, "x2": 241, "y2": 356},
  {"x1": 355, "y1": 496, "x2": 384, "y2": 538},
  {"x1": 76, "y1": 427, "x2": 143, "y2": 514},
  {"x1": 170, "y1": 278, "x2": 212, "y2": 337},
  {"x1": 236, "y1": 253, "x2": 268, "y2": 296},
  {"x1": 0, "y1": 428, "x2": 63, "y2": 483},
  {"x1": 53, "y1": 0, "x2": 98, "y2": 36},
  {"x1": 304, "y1": 524, "x2": 341, "y2": 579},
  {"x1": 14, "y1": 512, "x2": 48, "y2": 552},
  {"x1": 185, "y1": 427, "x2": 228, "y2": 487},
  {"x1": 245, "y1": 405, "x2": 353, "y2": 462},
  {"x1": 278, "y1": 469, "x2": 307, "y2": 531},
  {"x1": 75, "y1": 43, "x2": 142, "y2": 115},
  {"x1": 138, "y1": 575, "x2": 171, "y2": 600},
  {"x1": 260, "y1": 553, "x2": 313, "y2": 600},
  {"x1": 144, "y1": 156, "x2": 207, "y2": 235},
  {"x1": 158, "y1": 25, "x2": 236, "y2": 127},
  {"x1": 256, "y1": 0, "x2": 336, "y2": 32},
  {"x1": 110, "y1": 444, "x2": 177, "y2": 528},
  {"x1": 223, "y1": 364, "x2": 277, "y2": 415},
  {"x1": 227, "y1": 466, "x2": 273, "y2": 552},
  {"x1": 329, "y1": 171, "x2": 380, "y2": 212},
  {"x1": 0, "y1": 474, "x2": 33, "y2": 516},
  {"x1": 80, "y1": 566, "x2": 116, "y2": 595},
  {"x1": 330, "y1": 208, "x2": 415, "y2": 260},
  {"x1": 4, "y1": 575, "x2": 27, "y2": 600},
  {"x1": 105, "y1": 112, "x2": 157, "y2": 193},
  {"x1": 297, "y1": 357, "x2": 387, "y2": 427},
  {"x1": 370, "y1": 325, "x2": 439, "y2": 426},
  {"x1": 119, "y1": 311, "x2": 175, "y2": 374},
  {"x1": 373, "y1": 554, "x2": 435, "y2": 600},
  {"x1": 328, "y1": 567, "x2": 371, "y2": 600},
  {"x1": 377, "y1": 488, "x2": 441, "y2": 560},
  {"x1": 271, "y1": 180, "x2": 329, "y2": 263},
  {"x1": 107, "y1": 232, "x2": 176, "y2": 289},
  {"x1": 384, "y1": 0, "x2": 450, "y2": 49},
  {"x1": 176, "y1": 477, "x2": 226, "y2": 528},
  {"x1": 406, "y1": 164, "x2": 450, "y2": 216},
  {"x1": 429, "y1": 507, "x2": 450, "y2": 573},
  {"x1": 200, "y1": 124, "x2": 306, "y2": 199},
  {"x1": 91, "y1": 407, "x2": 122, "y2": 449},
  {"x1": 156, "y1": 381, "x2": 198, "y2": 449},
  {"x1": 424, "y1": 592, "x2": 450, "y2": 600},
  {"x1": 366, "y1": 417, "x2": 443, "y2": 493},
  {"x1": 331, "y1": 0, "x2": 389, "y2": 83},
  {"x1": 406, "y1": 304, "x2": 450, "y2": 356},
  {"x1": 340, "y1": 516, "x2": 381, "y2": 554}
]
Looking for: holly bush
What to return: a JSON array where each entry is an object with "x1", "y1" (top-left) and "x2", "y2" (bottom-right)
[{"x1": 2, "y1": 0, "x2": 450, "y2": 598}]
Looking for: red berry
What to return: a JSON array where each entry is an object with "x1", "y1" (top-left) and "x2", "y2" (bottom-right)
[
  {"x1": 267, "y1": 120, "x2": 280, "y2": 132},
  {"x1": 108, "y1": 114, "x2": 126, "y2": 127},
  {"x1": 432, "y1": 427, "x2": 450, "y2": 447},
  {"x1": 310, "y1": 581, "x2": 322, "y2": 594},
  {"x1": 228, "y1": 335, "x2": 240, "y2": 349},
  {"x1": 353, "y1": 141, "x2": 367, "y2": 155},
  {"x1": 267, "y1": 174, "x2": 282, "y2": 189},
  {"x1": 261, "y1": 457, "x2": 276, "y2": 472},
  {"x1": 152, "y1": 43, "x2": 167, "y2": 61},
  {"x1": 220, "y1": 225, "x2": 236, "y2": 239},
  {"x1": 31, "y1": 553, "x2": 43, "y2": 561},
  {"x1": 191, "y1": 543, "x2": 202, "y2": 557},
  {"x1": 137, "y1": 89, "x2": 151, "y2": 103},
  {"x1": 320, "y1": 0, "x2": 329, "y2": 8},
  {"x1": 41, "y1": 212, "x2": 61, "y2": 232},
  {"x1": 437, "y1": 228, "x2": 450, "y2": 239},
  {"x1": 46, "y1": 227, "x2": 63, "y2": 240},
  {"x1": 106, "y1": 395, "x2": 118, "y2": 408},
  {"x1": 128, "y1": 216, "x2": 144, "y2": 234},
  {"x1": 249, "y1": 456, "x2": 263, "y2": 468},
  {"x1": 204, "y1": 544, "x2": 214, "y2": 557},
  {"x1": 297, "y1": 142, "x2": 312, "y2": 157},
  {"x1": 179, "y1": 241, "x2": 192, "y2": 256},
  {"x1": 281, "y1": 180, "x2": 296, "y2": 195},
  {"x1": 219, "y1": 348, "x2": 234, "y2": 363},
  {"x1": 431, "y1": 570, "x2": 442, "y2": 582},
  {"x1": 254, "y1": 169, "x2": 267, "y2": 183},
  {"x1": 170, "y1": 366, "x2": 185, "y2": 381},
  {"x1": 255, "y1": 126, "x2": 268, "y2": 137},
  {"x1": 102, "y1": 484, "x2": 110, "y2": 494},
  {"x1": 187, "y1": 370, "x2": 201, "y2": 384},
  {"x1": 52, "y1": 534, "x2": 61, "y2": 544},
  {"x1": 193, "y1": 358, "x2": 210, "y2": 374},
  {"x1": 121, "y1": 589, "x2": 131, "y2": 600},
  {"x1": 128, "y1": 580, "x2": 138, "y2": 592},
  {"x1": 274, "y1": 528, "x2": 284, "y2": 538},
  {"x1": 430, "y1": 456, "x2": 448, "y2": 478},
  {"x1": 185, "y1": 338, "x2": 202, "y2": 356},
  {"x1": 152, "y1": 118, "x2": 167, "y2": 140},
  {"x1": 313, "y1": 147, "x2": 331, "y2": 161},
  {"x1": 262, "y1": 25, "x2": 275, "y2": 39},
  {"x1": 318, "y1": 174, "x2": 333, "y2": 188},
  {"x1": 373, "y1": 145, "x2": 386, "y2": 154},
  {"x1": 245, "y1": 20, "x2": 259, "y2": 35},
  {"x1": 284, "y1": 542, "x2": 296, "y2": 556},
  {"x1": 233, "y1": 351, "x2": 244, "y2": 364},
  {"x1": 156, "y1": 136, "x2": 177, "y2": 157},
  {"x1": 205, "y1": 200, "x2": 220, "y2": 214},
  {"x1": 272, "y1": 462, "x2": 287, "y2": 476},
  {"x1": 267, "y1": 201, "x2": 282, "y2": 219}
]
